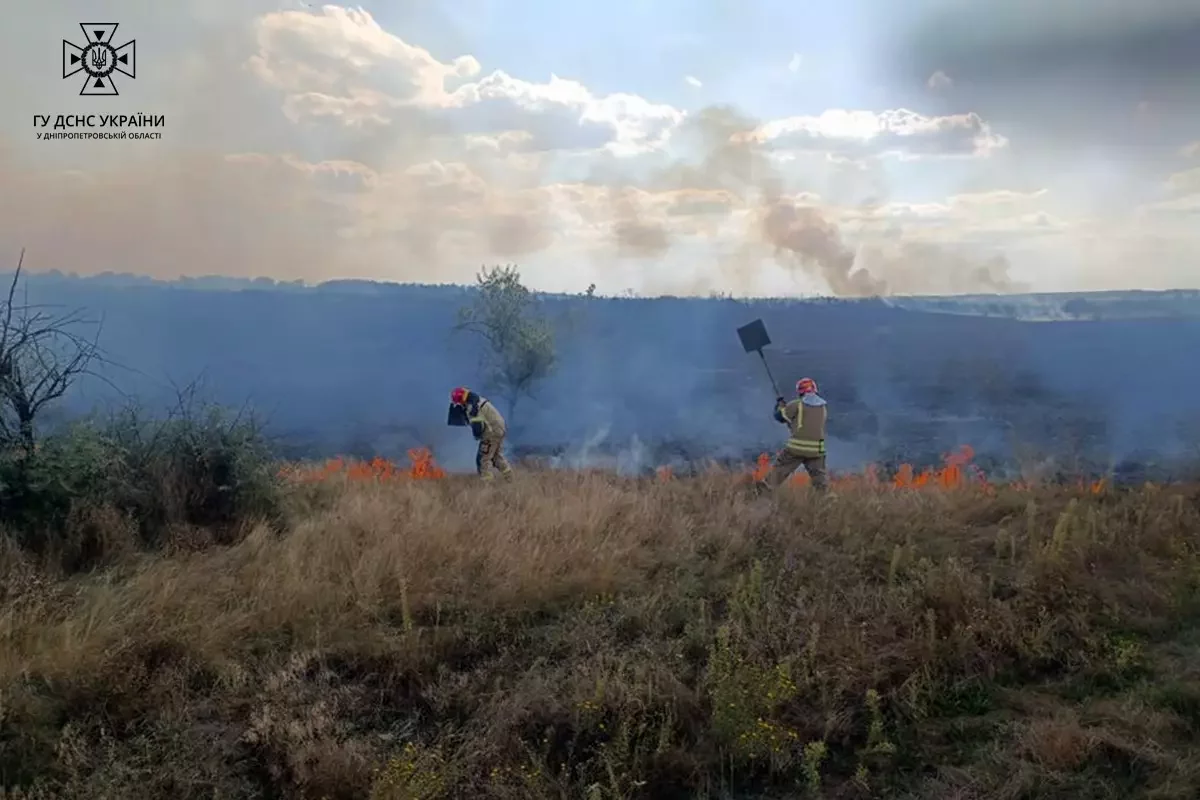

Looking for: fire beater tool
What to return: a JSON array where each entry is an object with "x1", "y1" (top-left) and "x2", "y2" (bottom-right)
[
  {"x1": 447, "y1": 403, "x2": 468, "y2": 427},
  {"x1": 736, "y1": 318, "x2": 781, "y2": 398}
]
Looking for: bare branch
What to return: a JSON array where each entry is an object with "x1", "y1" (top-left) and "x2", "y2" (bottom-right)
[{"x1": 0, "y1": 249, "x2": 111, "y2": 453}]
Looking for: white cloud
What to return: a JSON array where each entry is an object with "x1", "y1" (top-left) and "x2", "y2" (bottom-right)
[
  {"x1": 745, "y1": 109, "x2": 1007, "y2": 159},
  {"x1": 1182, "y1": 141, "x2": 1200, "y2": 159},
  {"x1": 1, "y1": 3, "x2": 1195, "y2": 297},
  {"x1": 927, "y1": 70, "x2": 953, "y2": 90},
  {"x1": 251, "y1": 7, "x2": 683, "y2": 157},
  {"x1": 1165, "y1": 167, "x2": 1200, "y2": 197},
  {"x1": 250, "y1": 6, "x2": 481, "y2": 107},
  {"x1": 787, "y1": 53, "x2": 803, "y2": 73},
  {"x1": 684, "y1": 75, "x2": 702, "y2": 88}
]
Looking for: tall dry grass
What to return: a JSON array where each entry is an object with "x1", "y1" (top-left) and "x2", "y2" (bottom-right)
[{"x1": 3, "y1": 467, "x2": 1200, "y2": 798}]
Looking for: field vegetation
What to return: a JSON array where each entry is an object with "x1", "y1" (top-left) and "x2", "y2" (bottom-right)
[
  {"x1": 3, "y1": 417, "x2": 1200, "y2": 799},
  {"x1": 4, "y1": 256, "x2": 1200, "y2": 797}
]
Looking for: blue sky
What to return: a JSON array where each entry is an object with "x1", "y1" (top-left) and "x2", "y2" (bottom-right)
[
  {"x1": 369, "y1": 0, "x2": 888, "y2": 116},
  {"x1": 1, "y1": 0, "x2": 1198, "y2": 296}
]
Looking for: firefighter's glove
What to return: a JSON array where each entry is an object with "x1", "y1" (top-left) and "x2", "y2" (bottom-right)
[
  {"x1": 775, "y1": 396, "x2": 785, "y2": 407},
  {"x1": 470, "y1": 421, "x2": 485, "y2": 439}
]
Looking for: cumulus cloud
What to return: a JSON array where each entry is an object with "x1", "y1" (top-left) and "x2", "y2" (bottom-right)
[
  {"x1": 927, "y1": 70, "x2": 953, "y2": 90},
  {"x1": 0, "y1": 2, "x2": 1194, "y2": 297},
  {"x1": 1165, "y1": 167, "x2": 1200, "y2": 197},
  {"x1": 744, "y1": 109, "x2": 1007, "y2": 160},
  {"x1": 250, "y1": 6, "x2": 482, "y2": 108},
  {"x1": 684, "y1": 76, "x2": 703, "y2": 88},
  {"x1": 248, "y1": 7, "x2": 683, "y2": 158},
  {"x1": 787, "y1": 53, "x2": 803, "y2": 73}
]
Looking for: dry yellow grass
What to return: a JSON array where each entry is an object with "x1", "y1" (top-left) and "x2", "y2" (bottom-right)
[{"x1": 3, "y1": 469, "x2": 1200, "y2": 798}]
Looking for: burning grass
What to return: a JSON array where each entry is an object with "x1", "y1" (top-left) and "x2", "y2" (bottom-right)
[
  {"x1": 279, "y1": 443, "x2": 1107, "y2": 496},
  {"x1": 3, "y1": 452, "x2": 1200, "y2": 798},
  {"x1": 278, "y1": 448, "x2": 447, "y2": 482}
]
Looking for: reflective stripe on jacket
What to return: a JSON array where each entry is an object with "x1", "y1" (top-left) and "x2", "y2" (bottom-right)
[{"x1": 777, "y1": 394, "x2": 827, "y2": 456}]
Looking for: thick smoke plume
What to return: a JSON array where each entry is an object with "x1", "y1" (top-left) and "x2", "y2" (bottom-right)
[
  {"x1": 649, "y1": 107, "x2": 1024, "y2": 297},
  {"x1": 758, "y1": 194, "x2": 885, "y2": 297},
  {"x1": 609, "y1": 188, "x2": 671, "y2": 258}
]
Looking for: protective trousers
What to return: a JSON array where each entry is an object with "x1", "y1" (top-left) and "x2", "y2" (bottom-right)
[
  {"x1": 764, "y1": 449, "x2": 828, "y2": 492},
  {"x1": 476, "y1": 436, "x2": 513, "y2": 480}
]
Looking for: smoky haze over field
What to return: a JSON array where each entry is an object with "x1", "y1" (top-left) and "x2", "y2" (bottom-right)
[
  {"x1": 1, "y1": 2, "x2": 1199, "y2": 297},
  {"x1": 10, "y1": 270, "x2": 1200, "y2": 480}
]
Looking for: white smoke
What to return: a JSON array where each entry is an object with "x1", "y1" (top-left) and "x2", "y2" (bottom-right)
[{"x1": 548, "y1": 426, "x2": 657, "y2": 475}]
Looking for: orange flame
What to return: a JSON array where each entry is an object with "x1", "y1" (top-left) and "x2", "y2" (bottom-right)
[
  {"x1": 278, "y1": 448, "x2": 445, "y2": 483},
  {"x1": 727, "y1": 444, "x2": 1112, "y2": 494},
  {"x1": 408, "y1": 447, "x2": 445, "y2": 479},
  {"x1": 750, "y1": 452, "x2": 771, "y2": 482},
  {"x1": 276, "y1": 442, "x2": 1112, "y2": 494},
  {"x1": 732, "y1": 442, "x2": 999, "y2": 492}
]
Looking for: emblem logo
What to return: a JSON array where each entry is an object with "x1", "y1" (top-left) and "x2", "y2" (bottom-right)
[{"x1": 63, "y1": 23, "x2": 135, "y2": 96}]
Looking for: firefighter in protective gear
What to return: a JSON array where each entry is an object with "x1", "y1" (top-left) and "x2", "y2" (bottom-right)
[
  {"x1": 763, "y1": 377, "x2": 828, "y2": 491},
  {"x1": 450, "y1": 387, "x2": 514, "y2": 480}
]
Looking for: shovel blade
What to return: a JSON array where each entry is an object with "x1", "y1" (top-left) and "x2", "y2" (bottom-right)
[{"x1": 736, "y1": 318, "x2": 771, "y2": 353}]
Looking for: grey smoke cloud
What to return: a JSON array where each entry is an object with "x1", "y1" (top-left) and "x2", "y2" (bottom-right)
[
  {"x1": 881, "y1": 0, "x2": 1200, "y2": 153},
  {"x1": 889, "y1": 0, "x2": 1200, "y2": 85},
  {"x1": 630, "y1": 106, "x2": 1023, "y2": 296}
]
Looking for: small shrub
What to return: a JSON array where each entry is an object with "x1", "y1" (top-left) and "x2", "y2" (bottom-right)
[
  {"x1": 0, "y1": 400, "x2": 282, "y2": 570},
  {"x1": 104, "y1": 403, "x2": 282, "y2": 540}
]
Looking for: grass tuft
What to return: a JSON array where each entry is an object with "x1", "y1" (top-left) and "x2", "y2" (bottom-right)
[{"x1": 3, "y1": 462, "x2": 1200, "y2": 797}]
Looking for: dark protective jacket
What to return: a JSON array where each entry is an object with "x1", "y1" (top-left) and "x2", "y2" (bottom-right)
[{"x1": 774, "y1": 393, "x2": 828, "y2": 456}]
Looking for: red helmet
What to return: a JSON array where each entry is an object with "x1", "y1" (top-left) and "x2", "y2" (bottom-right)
[
  {"x1": 450, "y1": 386, "x2": 469, "y2": 405},
  {"x1": 795, "y1": 377, "x2": 818, "y2": 395}
]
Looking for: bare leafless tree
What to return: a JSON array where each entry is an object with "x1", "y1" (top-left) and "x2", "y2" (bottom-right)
[{"x1": 0, "y1": 248, "x2": 108, "y2": 456}]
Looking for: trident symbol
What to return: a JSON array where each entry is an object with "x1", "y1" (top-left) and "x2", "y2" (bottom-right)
[{"x1": 64, "y1": 24, "x2": 136, "y2": 95}]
